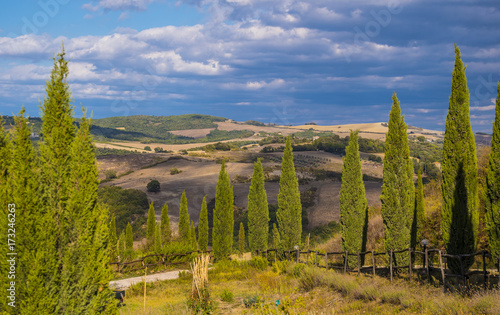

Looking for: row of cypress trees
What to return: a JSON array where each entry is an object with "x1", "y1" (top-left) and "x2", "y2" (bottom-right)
[
  {"x1": 339, "y1": 44, "x2": 500, "y2": 273},
  {"x1": 0, "y1": 49, "x2": 116, "y2": 313}
]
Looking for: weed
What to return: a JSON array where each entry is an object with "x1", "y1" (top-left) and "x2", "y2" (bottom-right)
[
  {"x1": 249, "y1": 256, "x2": 269, "y2": 271},
  {"x1": 220, "y1": 289, "x2": 234, "y2": 302}
]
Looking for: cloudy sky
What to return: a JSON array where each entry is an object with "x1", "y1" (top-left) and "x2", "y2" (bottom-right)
[{"x1": 0, "y1": 0, "x2": 499, "y2": 132}]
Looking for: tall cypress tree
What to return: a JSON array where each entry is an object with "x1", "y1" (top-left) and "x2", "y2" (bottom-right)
[
  {"x1": 146, "y1": 202, "x2": 156, "y2": 249},
  {"x1": 248, "y1": 158, "x2": 269, "y2": 252},
  {"x1": 118, "y1": 232, "x2": 126, "y2": 261},
  {"x1": 190, "y1": 220, "x2": 197, "y2": 250},
  {"x1": 178, "y1": 190, "x2": 190, "y2": 242},
  {"x1": 238, "y1": 222, "x2": 246, "y2": 254},
  {"x1": 160, "y1": 202, "x2": 171, "y2": 245},
  {"x1": 485, "y1": 80, "x2": 500, "y2": 262},
  {"x1": 154, "y1": 224, "x2": 162, "y2": 253},
  {"x1": 109, "y1": 213, "x2": 118, "y2": 263},
  {"x1": 277, "y1": 136, "x2": 302, "y2": 250},
  {"x1": 213, "y1": 160, "x2": 234, "y2": 260},
  {"x1": 441, "y1": 44, "x2": 478, "y2": 272},
  {"x1": 381, "y1": 92, "x2": 415, "y2": 266},
  {"x1": 198, "y1": 196, "x2": 209, "y2": 251},
  {"x1": 411, "y1": 170, "x2": 426, "y2": 250},
  {"x1": 340, "y1": 130, "x2": 368, "y2": 267},
  {"x1": 126, "y1": 222, "x2": 134, "y2": 251}
]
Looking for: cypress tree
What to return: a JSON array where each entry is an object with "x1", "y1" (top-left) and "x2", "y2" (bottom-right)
[
  {"x1": 213, "y1": 160, "x2": 234, "y2": 260},
  {"x1": 277, "y1": 136, "x2": 302, "y2": 250},
  {"x1": 190, "y1": 220, "x2": 198, "y2": 250},
  {"x1": 178, "y1": 190, "x2": 190, "y2": 242},
  {"x1": 381, "y1": 92, "x2": 415, "y2": 266},
  {"x1": 154, "y1": 224, "x2": 162, "y2": 253},
  {"x1": 247, "y1": 158, "x2": 269, "y2": 252},
  {"x1": 126, "y1": 222, "x2": 134, "y2": 251},
  {"x1": 411, "y1": 170, "x2": 426, "y2": 249},
  {"x1": 160, "y1": 202, "x2": 171, "y2": 244},
  {"x1": 485, "y1": 80, "x2": 500, "y2": 262},
  {"x1": 118, "y1": 232, "x2": 126, "y2": 261},
  {"x1": 340, "y1": 130, "x2": 368, "y2": 268},
  {"x1": 109, "y1": 213, "x2": 118, "y2": 262},
  {"x1": 238, "y1": 222, "x2": 246, "y2": 254},
  {"x1": 272, "y1": 223, "x2": 280, "y2": 250},
  {"x1": 441, "y1": 44, "x2": 478, "y2": 272},
  {"x1": 146, "y1": 202, "x2": 156, "y2": 249},
  {"x1": 198, "y1": 196, "x2": 209, "y2": 251}
]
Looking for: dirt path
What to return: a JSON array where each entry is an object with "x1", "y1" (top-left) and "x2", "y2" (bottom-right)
[{"x1": 110, "y1": 270, "x2": 185, "y2": 290}]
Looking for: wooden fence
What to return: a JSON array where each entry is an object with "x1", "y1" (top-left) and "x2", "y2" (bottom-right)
[
  {"x1": 256, "y1": 248, "x2": 500, "y2": 290},
  {"x1": 109, "y1": 250, "x2": 212, "y2": 274}
]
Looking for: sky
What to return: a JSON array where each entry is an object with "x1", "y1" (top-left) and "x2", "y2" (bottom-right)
[{"x1": 0, "y1": 0, "x2": 499, "y2": 132}]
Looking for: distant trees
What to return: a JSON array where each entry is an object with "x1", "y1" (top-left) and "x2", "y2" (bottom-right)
[
  {"x1": 441, "y1": 44, "x2": 478, "y2": 273},
  {"x1": 147, "y1": 179, "x2": 161, "y2": 192},
  {"x1": 198, "y1": 196, "x2": 209, "y2": 251},
  {"x1": 213, "y1": 160, "x2": 234, "y2": 260},
  {"x1": 381, "y1": 93, "x2": 415, "y2": 267},
  {"x1": 485, "y1": 80, "x2": 500, "y2": 262},
  {"x1": 340, "y1": 130, "x2": 368, "y2": 268},
  {"x1": 247, "y1": 158, "x2": 269, "y2": 252},
  {"x1": 277, "y1": 136, "x2": 302, "y2": 250},
  {"x1": 178, "y1": 190, "x2": 191, "y2": 242}
]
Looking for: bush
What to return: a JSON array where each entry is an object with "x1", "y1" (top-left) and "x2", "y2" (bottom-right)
[
  {"x1": 220, "y1": 289, "x2": 234, "y2": 302},
  {"x1": 249, "y1": 256, "x2": 268, "y2": 271},
  {"x1": 154, "y1": 147, "x2": 165, "y2": 153},
  {"x1": 368, "y1": 154, "x2": 382, "y2": 163},
  {"x1": 104, "y1": 169, "x2": 117, "y2": 179},
  {"x1": 170, "y1": 167, "x2": 182, "y2": 175},
  {"x1": 144, "y1": 146, "x2": 152, "y2": 151},
  {"x1": 146, "y1": 179, "x2": 160, "y2": 192}
]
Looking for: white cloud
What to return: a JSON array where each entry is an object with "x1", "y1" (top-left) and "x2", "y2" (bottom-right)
[
  {"x1": 84, "y1": 0, "x2": 157, "y2": 11},
  {"x1": 471, "y1": 105, "x2": 495, "y2": 111},
  {"x1": 140, "y1": 51, "x2": 230, "y2": 75}
]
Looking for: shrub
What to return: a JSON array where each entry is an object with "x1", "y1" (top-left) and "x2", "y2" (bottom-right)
[
  {"x1": 249, "y1": 256, "x2": 268, "y2": 271},
  {"x1": 154, "y1": 147, "x2": 165, "y2": 153},
  {"x1": 220, "y1": 289, "x2": 233, "y2": 302},
  {"x1": 104, "y1": 169, "x2": 117, "y2": 179},
  {"x1": 147, "y1": 179, "x2": 160, "y2": 192},
  {"x1": 170, "y1": 167, "x2": 182, "y2": 175},
  {"x1": 144, "y1": 146, "x2": 152, "y2": 151}
]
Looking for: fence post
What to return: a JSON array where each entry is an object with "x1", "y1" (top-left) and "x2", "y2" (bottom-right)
[
  {"x1": 438, "y1": 250, "x2": 445, "y2": 287},
  {"x1": 325, "y1": 252, "x2": 328, "y2": 270},
  {"x1": 389, "y1": 250, "x2": 393, "y2": 282},
  {"x1": 344, "y1": 251, "x2": 348, "y2": 273},
  {"x1": 357, "y1": 253, "x2": 361, "y2": 277},
  {"x1": 372, "y1": 251, "x2": 376, "y2": 276},
  {"x1": 408, "y1": 248, "x2": 412, "y2": 282}
]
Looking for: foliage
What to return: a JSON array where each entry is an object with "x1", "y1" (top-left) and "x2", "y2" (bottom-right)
[
  {"x1": 109, "y1": 214, "x2": 118, "y2": 262},
  {"x1": 245, "y1": 120, "x2": 266, "y2": 126},
  {"x1": 249, "y1": 256, "x2": 268, "y2": 271},
  {"x1": 485, "y1": 80, "x2": 500, "y2": 262},
  {"x1": 277, "y1": 136, "x2": 302, "y2": 250},
  {"x1": 170, "y1": 167, "x2": 182, "y2": 175},
  {"x1": 441, "y1": 44, "x2": 479, "y2": 273},
  {"x1": 238, "y1": 222, "x2": 246, "y2": 254},
  {"x1": 178, "y1": 190, "x2": 191, "y2": 242},
  {"x1": 247, "y1": 158, "x2": 269, "y2": 252},
  {"x1": 97, "y1": 186, "x2": 149, "y2": 234},
  {"x1": 190, "y1": 220, "x2": 198, "y2": 250},
  {"x1": 220, "y1": 289, "x2": 234, "y2": 302},
  {"x1": 95, "y1": 147, "x2": 137, "y2": 156},
  {"x1": 368, "y1": 154, "x2": 382, "y2": 163},
  {"x1": 381, "y1": 93, "x2": 415, "y2": 267},
  {"x1": 126, "y1": 223, "x2": 134, "y2": 251},
  {"x1": 411, "y1": 170, "x2": 426, "y2": 249},
  {"x1": 146, "y1": 179, "x2": 160, "y2": 193},
  {"x1": 340, "y1": 130, "x2": 368, "y2": 267},
  {"x1": 154, "y1": 224, "x2": 162, "y2": 253},
  {"x1": 104, "y1": 169, "x2": 117, "y2": 179},
  {"x1": 213, "y1": 160, "x2": 235, "y2": 260},
  {"x1": 144, "y1": 146, "x2": 151, "y2": 151},
  {"x1": 160, "y1": 202, "x2": 171, "y2": 245},
  {"x1": 198, "y1": 196, "x2": 209, "y2": 251},
  {"x1": 146, "y1": 202, "x2": 156, "y2": 249}
]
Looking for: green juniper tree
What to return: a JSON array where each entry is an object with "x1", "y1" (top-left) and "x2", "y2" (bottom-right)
[
  {"x1": 178, "y1": 190, "x2": 190, "y2": 242},
  {"x1": 441, "y1": 44, "x2": 478, "y2": 272},
  {"x1": 154, "y1": 224, "x2": 162, "y2": 253},
  {"x1": 146, "y1": 202, "x2": 156, "y2": 249},
  {"x1": 381, "y1": 92, "x2": 415, "y2": 267},
  {"x1": 190, "y1": 220, "x2": 198, "y2": 250},
  {"x1": 247, "y1": 158, "x2": 269, "y2": 252},
  {"x1": 340, "y1": 130, "x2": 368, "y2": 268},
  {"x1": 213, "y1": 160, "x2": 234, "y2": 260},
  {"x1": 411, "y1": 170, "x2": 426, "y2": 250},
  {"x1": 118, "y1": 232, "x2": 126, "y2": 261},
  {"x1": 239, "y1": 222, "x2": 246, "y2": 254},
  {"x1": 0, "y1": 117, "x2": 10, "y2": 313},
  {"x1": 198, "y1": 196, "x2": 209, "y2": 251},
  {"x1": 277, "y1": 136, "x2": 302, "y2": 250},
  {"x1": 485, "y1": 79, "x2": 500, "y2": 263},
  {"x1": 160, "y1": 202, "x2": 171, "y2": 245},
  {"x1": 126, "y1": 222, "x2": 134, "y2": 252},
  {"x1": 109, "y1": 213, "x2": 118, "y2": 262},
  {"x1": 272, "y1": 223, "x2": 280, "y2": 250}
]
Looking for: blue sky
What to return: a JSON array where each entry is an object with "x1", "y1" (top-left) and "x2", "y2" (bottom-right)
[{"x1": 0, "y1": 0, "x2": 499, "y2": 132}]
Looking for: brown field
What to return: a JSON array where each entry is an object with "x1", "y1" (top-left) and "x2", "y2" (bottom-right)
[
  {"x1": 169, "y1": 128, "x2": 214, "y2": 138},
  {"x1": 98, "y1": 150, "x2": 382, "y2": 228}
]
